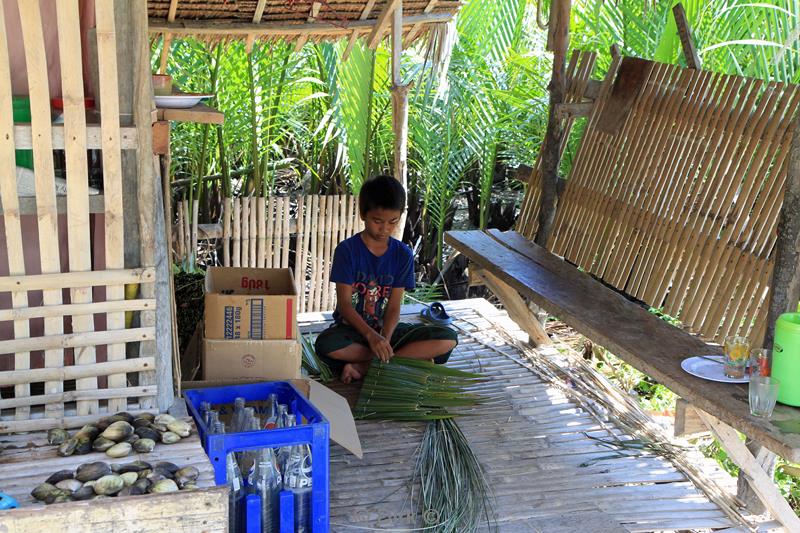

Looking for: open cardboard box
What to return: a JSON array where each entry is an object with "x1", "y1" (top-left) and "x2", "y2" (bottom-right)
[
  {"x1": 182, "y1": 378, "x2": 362, "y2": 459},
  {"x1": 202, "y1": 338, "x2": 302, "y2": 381}
]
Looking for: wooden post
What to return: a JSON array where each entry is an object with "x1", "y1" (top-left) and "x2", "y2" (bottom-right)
[
  {"x1": 390, "y1": 1, "x2": 409, "y2": 239},
  {"x1": 736, "y1": 113, "x2": 800, "y2": 513},
  {"x1": 673, "y1": 4, "x2": 701, "y2": 70},
  {"x1": 536, "y1": 0, "x2": 571, "y2": 247}
]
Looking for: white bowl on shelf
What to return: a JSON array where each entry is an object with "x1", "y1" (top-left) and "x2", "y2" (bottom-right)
[{"x1": 154, "y1": 93, "x2": 213, "y2": 109}]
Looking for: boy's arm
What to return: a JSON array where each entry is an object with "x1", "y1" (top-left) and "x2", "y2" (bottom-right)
[
  {"x1": 380, "y1": 287, "x2": 404, "y2": 343},
  {"x1": 335, "y1": 283, "x2": 393, "y2": 361}
]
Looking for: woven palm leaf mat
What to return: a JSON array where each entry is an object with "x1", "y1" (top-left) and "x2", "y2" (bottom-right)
[{"x1": 299, "y1": 298, "x2": 754, "y2": 533}]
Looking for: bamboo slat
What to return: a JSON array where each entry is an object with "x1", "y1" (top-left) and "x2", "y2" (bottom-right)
[
  {"x1": 241, "y1": 195, "x2": 250, "y2": 267},
  {"x1": 315, "y1": 196, "x2": 327, "y2": 312},
  {"x1": 321, "y1": 196, "x2": 334, "y2": 311},
  {"x1": 177, "y1": 200, "x2": 186, "y2": 263},
  {"x1": 281, "y1": 197, "x2": 291, "y2": 268},
  {"x1": 249, "y1": 196, "x2": 258, "y2": 267},
  {"x1": 19, "y1": 0, "x2": 66, "y2": 420},
  {"x1": 272, "y1": 197, "x2": 283, "y2": 268},
  {"x1": 232, "y1": 197, "x2": 241, "y2": 267},
  {"x1": 516, "y1": 55, "x2": 800, "y2": 344},
  {"x1": 307, "y1": 195, "x2": 320, "y2": 311},
  {"x1": 266, "y1": 196, "x2": 275, "y2": 268},
  {"x1": 295, "y1": 196, "x2": 307, "y2": 313},
  {"x1": 223, "y1": 197, "x2": 231, "y2": 266},
  {"x1": 0, "y1": 1, "x2": 31, "y2": 422},
  {"x1": 257, "y1": 196, "x2": 266, "y2": 268},
  {"x1": 0, "y1": 299, "x2": 156, "y2": 322}
]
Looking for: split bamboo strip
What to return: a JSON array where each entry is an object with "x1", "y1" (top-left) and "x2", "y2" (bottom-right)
[
  {"x1": 346, "y1": 195, "x2": 355, "y2": 238},
  {"x1": 321, "y1": 195, "x2": 335, "y2": 311},
  {"x1": 272, "y1": 197, "x2": 282, "y2": 268},
  {"x1": 223, "y1": 197, "x2": 232, "y2": 266},
  {"x1": 307, "y1": 195, "x2": 320, "y2": 312},
  {"x1": 266, "y1": 196, "x2": 275, "y2": 268},
  {"x1": 329, "y1": 195, "x2": 342, "y2": 307},
  {"x1": 177, "y1": 200, "x2": 186, "y2": 263},
  {"x1": 314, "y1": 196, "x2": 327, "y2": 312},
  {"x1": 0, "y1": 268, "x2": 156, "y2": 292},
  {"x1": 241, "y1": 195, "x2": 250, "y2": 267},
  {"x1": 249, "y1": 196, "x2": 258, "y2": 267},
  {"x1": 183, "y1": 200, "x2": 192, "y2": 266},
  {"x1": 0, "y1": 327, "x2": 156, "y2": 356},
  {"x1": 95, "y1": 0, "x2": 130, "y2": 413},
  {"x1": 0, "y1": 356, "x2": 156, "y2": 388},
  {"x1": 0, "y1": 0, "x2": 31, "y2": 421},
  {"x1": 232, "y1": 197, "x2": 241, "y2": 267},
  {"x1": 0, "y1": 386, "x2": 157, "y2": 410},
  {"x1": 0, "y1": 299, "x2": 155, "y2": 322},
  {"x1": 295, "y1": 196, "x2": 307, "y2": 312},
  {"x1": 281, "y1": 196, "x2": 291, "y2": 268},
  {"x1": 257, "y1": 196, "x2": 266, "y2": 268},
  {"x1": 56, "y1": 0, "x2": 96, "y2": 417},
  {"x1": 19, "y1": 0, "x2": 66, "y2": 420},
  {"x1": 191, "y1": 199, "x2": 199, "y2": 265}
]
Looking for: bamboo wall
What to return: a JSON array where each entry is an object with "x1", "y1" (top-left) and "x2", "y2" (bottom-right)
[
  {"x1": 518, "y1": 53, "x2": 800, "y2": 344},
  {"x1": 177, "y1": 194, "x2": 363, "y2": 313},
  {"x1": 0, "y1": 1, "x2": 158, "y2": 432}
]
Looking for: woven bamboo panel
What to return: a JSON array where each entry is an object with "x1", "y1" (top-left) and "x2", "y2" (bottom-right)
[
  {"x1": 219, "y1": 194, "x2": 362, "y2": 313},
  {"x1": 517, "y1": 50, "x2": 598, "y2": 240},
  {"x1": 0, "y1": 1, "x2": 158, "y2": 432},
  {"x1": 528, "y1": 57, "x2": 800, "y2": 344}
]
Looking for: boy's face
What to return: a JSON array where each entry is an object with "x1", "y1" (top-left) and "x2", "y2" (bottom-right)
[{"x1": 361, "y1": 207, "x2": 402, "y2": 242}]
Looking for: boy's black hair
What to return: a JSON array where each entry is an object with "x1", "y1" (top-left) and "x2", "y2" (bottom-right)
[{"x1": 359, "y1": 175, "x2": 406, "y2": 214}]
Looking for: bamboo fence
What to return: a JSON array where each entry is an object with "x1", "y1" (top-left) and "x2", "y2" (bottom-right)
[
  {"x1": 0, "y1": 1, "x2": 158, "y2": 432},
  {"x1": 518, "y1": 54, "x2": 800, "y2": 344}
]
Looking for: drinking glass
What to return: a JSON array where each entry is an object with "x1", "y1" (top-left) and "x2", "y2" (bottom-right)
[
  {"x1": 749, "y1": 376, "x2": 780, "y2": 418},
  {"x1": 749, "y1": 348, "x2": 771, "y2": 377},
  {"x1": 723, "y1": 335, "x2": 750, "y2": 379}
]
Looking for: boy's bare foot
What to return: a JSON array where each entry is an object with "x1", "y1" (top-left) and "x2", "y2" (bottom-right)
[{"x1": 341, "y1": 362, "x2": 370, "y2": 384}]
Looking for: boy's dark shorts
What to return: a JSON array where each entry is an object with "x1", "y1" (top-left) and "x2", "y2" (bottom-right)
[{"x1": 314, "y1": 322, "x2": 458, "y2": 374}]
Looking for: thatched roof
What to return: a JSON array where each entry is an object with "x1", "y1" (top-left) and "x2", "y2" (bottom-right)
[{"x1": 148, "y1": 0, "x2": 461, "y2": 48}]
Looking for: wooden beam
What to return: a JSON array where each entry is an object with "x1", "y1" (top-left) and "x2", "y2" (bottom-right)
[
  {"x1": 473, "y1": 268, "x2": 551, "y2": 346},
  {"x1": 367, "y1": 0, "x2": 402, "y2": 49},
  {"x1": 673, "y1": 398, "x2": 709, "y2": 438},
  {"x1": 537, "y1": 0, "x2": 572, "y2": 247},
  {"x1": 293, "y1": 2, "x2": 322, "y2": 53},
  {"x1": 555, "y1": 101, "x2": 594, "y2": 119},
  {"x1": 148, "y1": 12, "x2": 452, "y2": 37},
  {"x1": 673, "y1": 3, "x2": 701, "y2": 70},
  {"x1": 404, "y1": 0, "x2": 438, "y2": 47},
  {"x1": 343, "y1": 0, "x2": 378, "y2": 61},
  {"x1": 246, "y1": 0, "x2": 268, "y2": 52},
  {"x1": 159, "y1": 0, "x2": 179, "y2": 73},
  {"x1": 698, "y1": 410, "x2": 800, "y2": 531}
]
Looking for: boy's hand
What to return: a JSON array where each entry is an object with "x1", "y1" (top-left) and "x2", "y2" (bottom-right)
[{"x1": 367, "y1": 331, "x2": 393, "y2": 362}]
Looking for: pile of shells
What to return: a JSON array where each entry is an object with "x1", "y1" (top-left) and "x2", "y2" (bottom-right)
[
  {"x1": 31, "y1": 460, "x2": 201, "y2": 504},
  {"x1": 48, "y1": 413, "x2": 192, "y2": 460}
]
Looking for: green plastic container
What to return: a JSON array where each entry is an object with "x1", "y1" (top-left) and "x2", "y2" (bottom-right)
[
  {"x1": 772, "y1": 312, "x2": 800, "y2": 406},
  {"x1": 12, "y1": 96, "x2": 33, "y2": 170}
]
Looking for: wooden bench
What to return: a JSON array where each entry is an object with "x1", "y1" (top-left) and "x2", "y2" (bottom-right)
[{"x1": 446, "y1": 228, "x2": 800, "y2": 529}]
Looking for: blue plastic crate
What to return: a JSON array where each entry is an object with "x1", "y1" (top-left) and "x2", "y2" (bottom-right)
[{"x1": 185, "y1": 381, "x2": 330, "y2": 533}]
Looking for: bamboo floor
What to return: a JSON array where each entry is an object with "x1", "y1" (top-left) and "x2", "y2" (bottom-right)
[{"x1": 298, "y1": 298, "x2": 776, "y2": 533}]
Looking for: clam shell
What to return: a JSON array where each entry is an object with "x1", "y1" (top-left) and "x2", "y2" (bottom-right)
[
  {"x1": 123, "y1": 434, "x2": 140, "y2": 444},
  {"x1": 137, "y1": 412, "x2": 156, "y2": 422},
  {"x1": 76, "y1": 461, "x2": 111, "y2": 482},
  {"x1": 174, "y1": 466, "x2": 199, "y2": 482},
  {"x1": 72, "y1": 485, "x2": 95, "y2": 501},
  {"x1": 55, "y1": 479, "x2": 84, "y2": 493},
  {"x1": 47, "y1": 492, "x2": 73, "y2": 505},
  {"x1": 133, "y1": 438, "x2": 155, "y2": 453},
  {"x1": 166, "y1": 420, "x2": 191, "y2": 438},
  {"x1": 31, "y1": 483, "x2": 58, "y2": 502},
  {"x1": 112, "y1": 412, "x2": 135, "y2": 423},
  {"x1": 92, "y1": 436, "x2": 116, "y2": 453},
  {"x1": 57, "y1": 437, "x2": 78, "y2": 457},
  {"x1": 117, "y1": 460, "x2": 152, "y2": 473},
  {"x1": 137, "y1": 469, "x2": 153, "y2": 479},
  {"x1": 151, "y1": 422, "x2": 168, "y2": 432},
  {"x1": 149, "y1": 479, "x2": 179, "y2": 493},
  {"x1": 106, "y1": 442, "x2": 132, "y2": 458},
  {"x1": 154, "y1": 414, "x2": 176, "y2": 425},
  {"x1": 160, "y1": 431, "x2": 181, "y2": 444},
  {"x1": 74, "y1": 435, "x2": 94, "y2": 455},
  {"x1": 134, "y1": 426, "x2": 160, "y2": 441},
  {"x1": 118, "y1": 485, "x2": 144, "y2": 497},
  {"x1": 133, "y1": 478, "x2": 151, "y2": 492},
  {"x1": 44, "y1": 470, "x2": 74, "y2": 485},
  {"x1": 120, "y1": 472, "x2": 139, "y2": 486},
  {"x1": 94, "y1": 474, "x2": 125, "y2": 495},
  {"x1": 75, "y1": 425, "x2": 99, "y2": 440},
  {"x1": 132, "y1": 418, "x2": 152, "y2": 428},
  {"x1": 47, "y1": 428, "x2": 70, "y2": 445},
  {"x1": 154, "y1": 462, "x2": 179, "y2": 476},
  {"x1": 100, "y1": 421, "x2": 134, "y2": 442}
]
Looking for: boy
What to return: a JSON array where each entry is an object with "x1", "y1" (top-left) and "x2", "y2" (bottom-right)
[{"x1": 315, "y1": 175, "x2": 458, "y2": 384}]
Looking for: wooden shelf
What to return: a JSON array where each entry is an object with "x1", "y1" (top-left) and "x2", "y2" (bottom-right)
[
  {"x1": 0, "y1": 195, "x2": 106, "y2": 215},
  {"x1": 155, "y1": 103, "x2": 224, "y2": 125}
]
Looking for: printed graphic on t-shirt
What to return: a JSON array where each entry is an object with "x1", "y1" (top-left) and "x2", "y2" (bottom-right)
[{"x1": 351, "y1": 272, "x2": 395, "y2": 330}]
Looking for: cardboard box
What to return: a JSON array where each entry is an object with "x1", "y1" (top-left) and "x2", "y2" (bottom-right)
[
  {"x1": 202, "y1": 338, "x2": 301, "y2": 381},
  {"x1": 204, "y1": 267, "x2": 297, "y2": 340},
  {"x1": 183, "y1": 378, "x2": 363, "y2": 458}
]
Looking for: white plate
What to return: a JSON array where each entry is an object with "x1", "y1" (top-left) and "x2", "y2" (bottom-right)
[
  {"x1": 681, "y1": 355, "x2": 750, "y2": 384},
  {"x1": 154, "y1": 94, "x2": 213, "y2": 109}
]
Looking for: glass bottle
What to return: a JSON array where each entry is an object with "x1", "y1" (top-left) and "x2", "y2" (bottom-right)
[
  {"x1": 220, "y1": 422, "x2": 244, "y2": 533},
  {"x1": 252, "y1": 447, "x2": 282, "y2": 533},
  {"x1": 283, "y1": 415, "x2": 313, "y2": 533}
]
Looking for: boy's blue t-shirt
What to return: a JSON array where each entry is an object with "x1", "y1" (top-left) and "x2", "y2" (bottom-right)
[{"x1": 330, "y1": 234, "x2": 415, "y2": 331}]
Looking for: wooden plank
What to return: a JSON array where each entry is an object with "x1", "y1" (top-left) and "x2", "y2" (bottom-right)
[
  {"x1": 0, "y1": 268, "x2": 155, "y2": 292},
  {"x1": 156, "y1": 102, "x2": 225, "y2": 125},
  {"x1": 595, "y1": 57, "x2": 654, "y2": 136},
  {"x1": 343, "y1": 0, "x2": 378, "y2": 61},
  {"x1": 0, "y1": 0, "x2": 31, "y2": 421},
  {"x1": 0, "y1": 386, "x2": 157, "y2": 410},
  {"x1": 698, "y1": 411, "x2": 800, "y2": 531},
  {"x1": 0, "y1": 357, "x2": 156, "y2": 388},
  {"x1": 12, "y1": 124, "x2": 139, "y2": 150},
  {"x1": 445, "y1": 229, "x2": 800, "y2": 463},
  {"x1": 674, "y1": 398, "x2": 709, "y2": 438},
  {"x1": 0, "y1": 299, "x2": 156, "y2": 322},
  {"x1": 18, "y1": 0, "x2": 66, "y2": 421},
  {"x1": 367, "y1": 0, "x2": 402, "y2": 49},
  {"x1": 0, "y1": 327, "x2": 156, "y2": 355},
  {"x1": 673, "y1": 3, "x2": 701, "y2": 70},
  {"x1": 56, "y1": 0, "x2": 98, "y2": 416}
]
